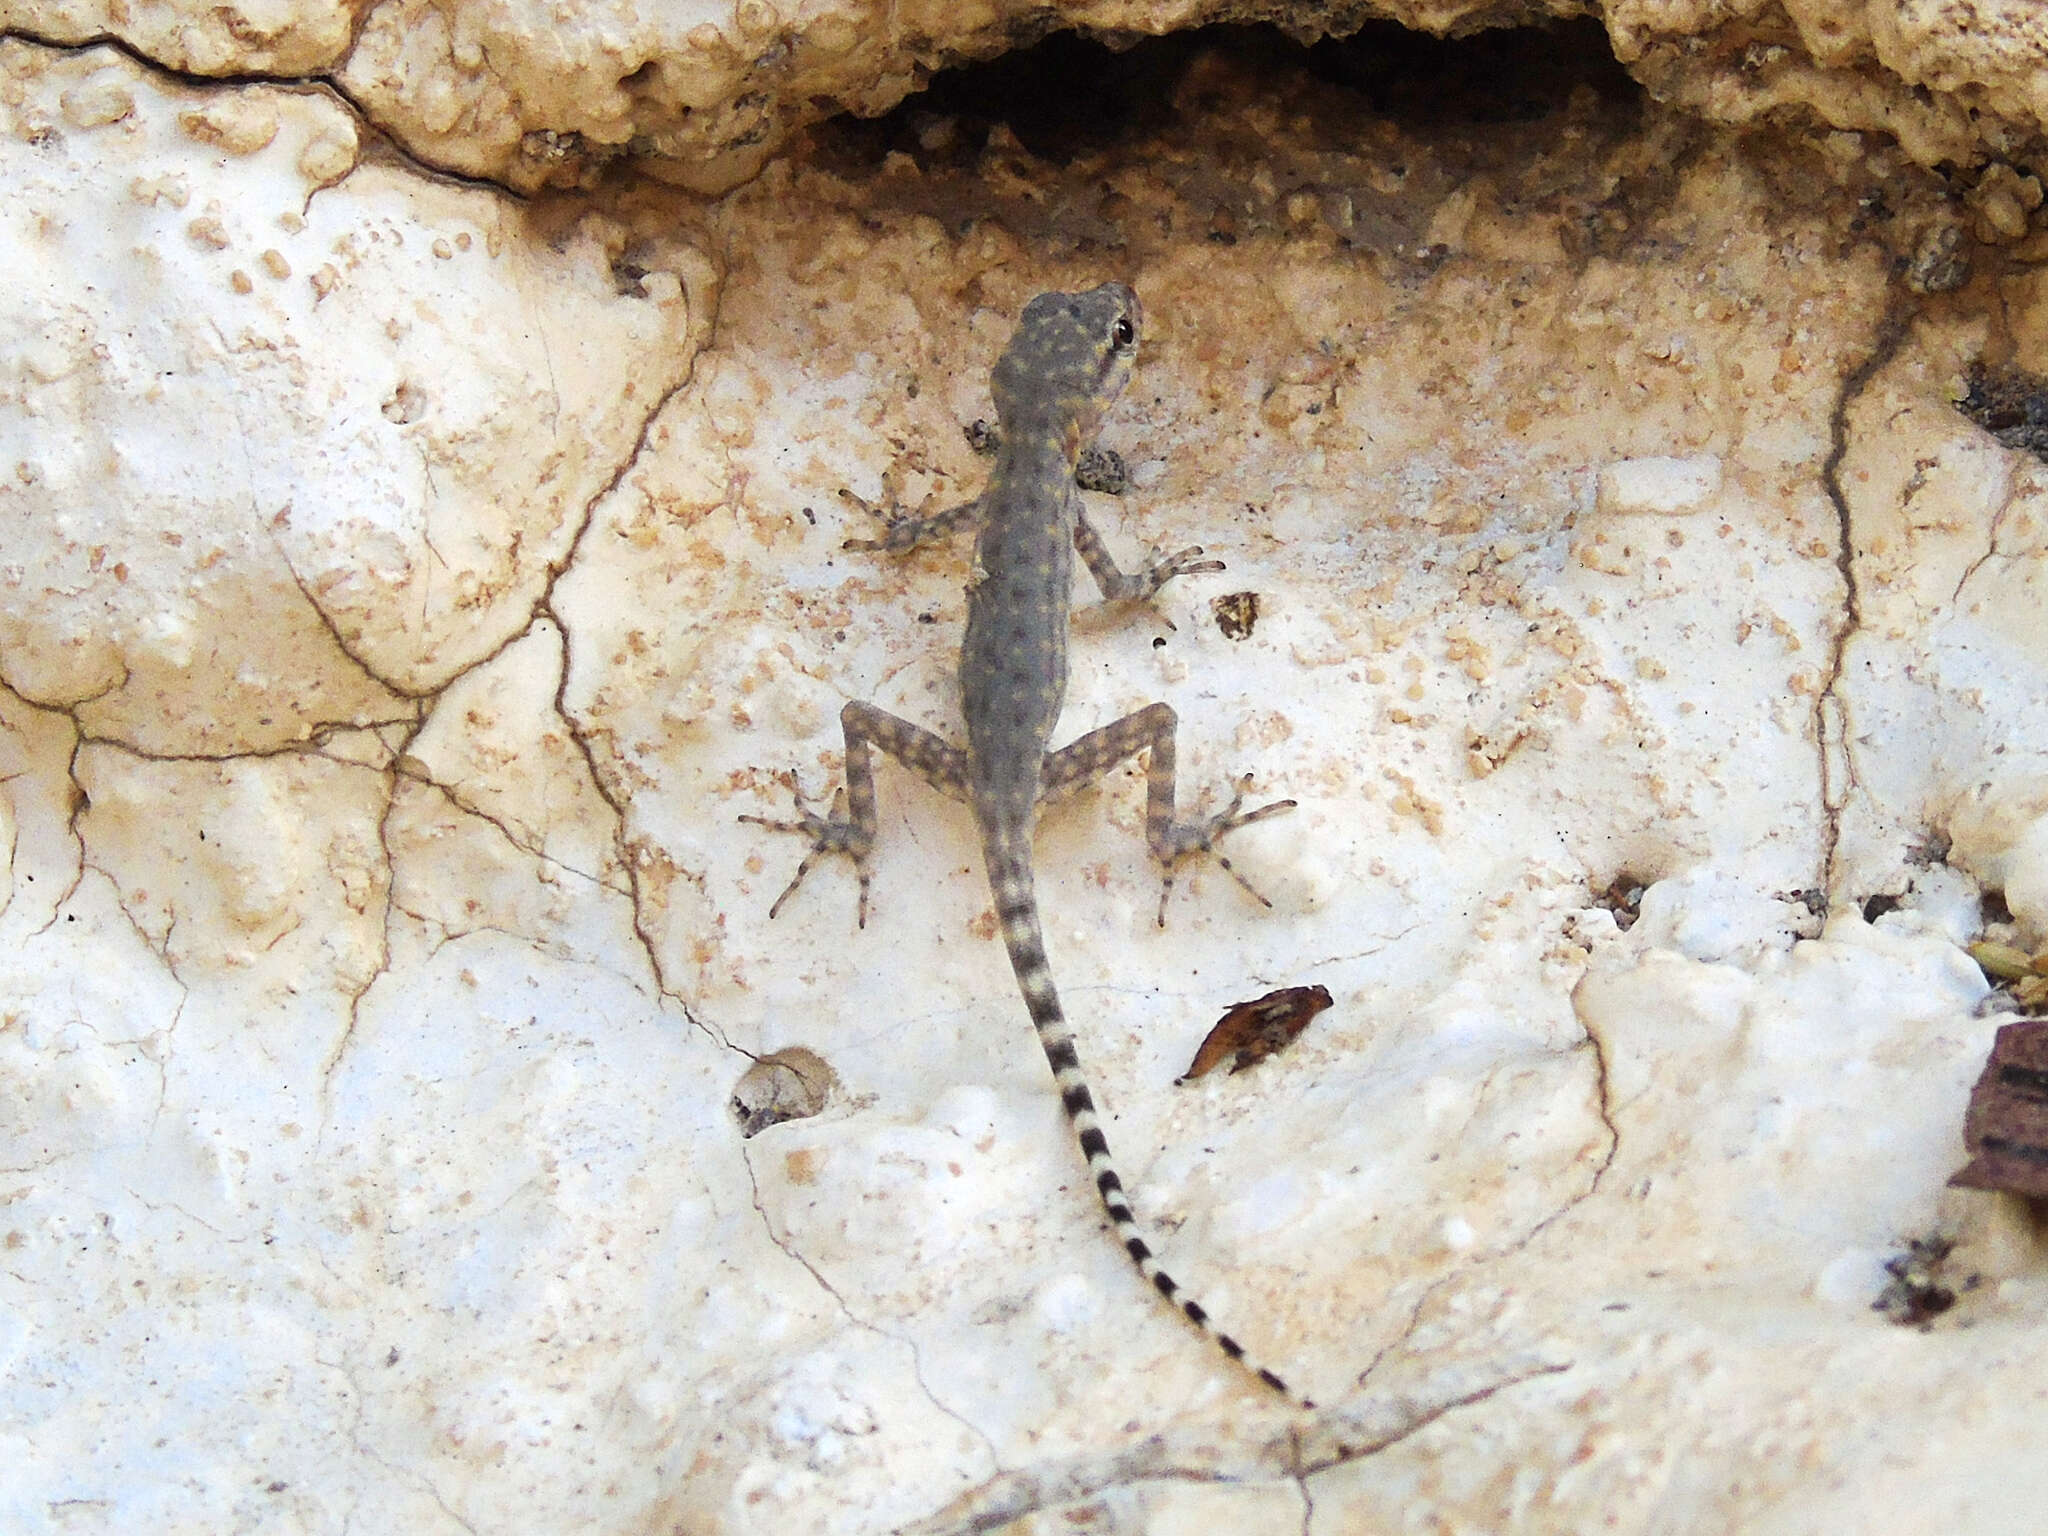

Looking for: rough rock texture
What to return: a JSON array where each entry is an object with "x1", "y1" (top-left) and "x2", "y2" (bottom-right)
[
  {"x1": 8, "y1": 10, "x2": 2048, "y2": 1536},
  {"x1": 2, "y1": 0, "x2": 2046, "y2": 189}
]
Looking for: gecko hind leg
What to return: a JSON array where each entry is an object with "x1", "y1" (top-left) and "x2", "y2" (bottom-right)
[
  {"x1": 839, "y1": 487, "x2": 985, "y2": 554},
  {"x1": 1041, "y1": 701, "x2": 1294, "y2": 927},
  {"x1": 741, "y1": 700, "x2": 968, "y2": 928}
]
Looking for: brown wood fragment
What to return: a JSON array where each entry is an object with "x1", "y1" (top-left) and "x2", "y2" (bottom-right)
[
  {"x1": 1178, "y1": 984, "x2": 1331, "y2": 1082},
  {"x1": 1949, "y1": 1020, "x2": 2048, "y2": 1197}
]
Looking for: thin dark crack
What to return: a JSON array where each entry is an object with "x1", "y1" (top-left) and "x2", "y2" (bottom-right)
[
  {"x1": 125, "y1": 1187, "x2": 234, "y2": 1237},
  {"x1": 18, "y1": 18, "x2": 738, "y2": 1056},
  {"x1": 0, "y1": 659, "x2": 132, "y2": 716},
  {"x1": 73, "y1": 715, "x2": 421, "y2": 767},
  {"x1": 6, "y1": 692, "x2": 89, "y2": 938},
  {"x1": 1306, "y1": 919, "x2": 1423, "y2": 974},
  {"x1": 0, "y1": 28, "x2": 535, "y2": 202},
  {"x1": 1949, "y1": 470, "x2": 2024, "y2": 606},
  {"x1": 1354, "y1": 1022, "x2": 1614, "y2": 1393},
  {"x1": 145, "y1": 990, "x2": 181, "y2": 1142},
  {"x1": 321, "y1": 1345, "x2": 482, "y2": 1536},
  {"x1": 78, "y1": 853, "x2": 192, "y2": 993},
  {"x1": 1297, "y1": 1361, "x2": 1572, "y2": 1476},
  {"x1": 1, "y1": 1149, "x2": 86, "y2": 1176},
  {"x1": 315, "y1": 713, "x2": 427, "y2": 1123},
  {"x1": 1354, "y1": 1275, "x2": 1450, "y2": 1390},
  {"x1": 313, "y1": 1349, "x2": 371, "y2": 1536},
  {"x1": 905, "y1": 1362, "x2": 1569, "y2": 1535},
  {"x1": 737, "y1": 1135, "x2": 999, "y2": 1472},
  {"x1": 52, "y1": 724, "x2": 206, "y2": 993},
  {"x1": 1815, "y1": 303, "x2": 1914, "y2": 890},
  {"x1": 537, "y1": 254, "x2": 726, "y2": 1020},
  {"x1": 392, "y1": 759, "x2": 625, "y2": 894},
  {"x1": 279, "y1": 557, "x2": 438, "y2": 703},
  {"x1": 1519, "y1": 1018, "x2": 1620, "y2": 1245}
]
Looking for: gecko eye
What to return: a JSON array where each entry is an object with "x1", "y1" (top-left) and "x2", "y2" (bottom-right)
[{"x1": 1112, "y1": 316, "x2": 1136, "y2": 350}]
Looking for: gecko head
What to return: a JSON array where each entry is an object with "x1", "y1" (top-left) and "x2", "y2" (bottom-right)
[{"x1": 990, "y1": 283, "x2": 1142, "y2": 450}]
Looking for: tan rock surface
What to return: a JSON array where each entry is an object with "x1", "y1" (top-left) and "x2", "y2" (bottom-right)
[{"x1": 0, "y1": 2, "x2": 2043, "y2": 189}]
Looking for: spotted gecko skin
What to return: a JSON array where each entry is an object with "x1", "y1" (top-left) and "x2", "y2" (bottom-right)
[{"x1": 745, "y1": 284, "x2": 1301, "y2": 1402}]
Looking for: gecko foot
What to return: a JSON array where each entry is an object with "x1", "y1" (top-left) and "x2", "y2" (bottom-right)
[
  {"x1": 739, "y1": 782, "x2": 875, "y2": 927},
  {"x1": 840, "y1": 486, "x2": 980, "y2": 554},
  {"x1": 1152, "y1": 773, "x2": 1295, "y2": 927},
  {"x1": 1145, "y1": 545, "x2": 1227, "y2": 585},
  {"x1": 1097, "y1": 544, "x2": 1227, "y2": 603}
]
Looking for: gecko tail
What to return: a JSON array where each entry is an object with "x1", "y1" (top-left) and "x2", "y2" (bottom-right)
[{"x1": 985, "y1": 834, "x2": 1311, "y2": 1409}]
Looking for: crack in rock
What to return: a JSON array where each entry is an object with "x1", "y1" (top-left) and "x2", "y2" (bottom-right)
[
  {"x1": 736, "y1": 1133, "x2": 1000, "y2": 1473},
  {"x1": 1816, "y1": 302, "x2": 1914, "y2": 892},
  {"x1": 1, "y1": 27, "x2": 535, "y2": 198},
  {"x1": 900, "y1": 1358, "x2": 1571, "y2": 1535}
]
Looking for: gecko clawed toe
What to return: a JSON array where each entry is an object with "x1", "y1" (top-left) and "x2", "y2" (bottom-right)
[
  {"x1": 738, "y1": 782, "x2": 875, "y2": 926},
  {"x1": 839, "y1": 486, "x2": 981, "y2": 554},
  {"x1": 747, "y1": 284, "x2": 1308, "y2": 1407},
  {"x1": 1152, "y1": 773, "x2": 1298, "y2": 927},
  {"x1": 1114, "y1": 544, "x2": 1227, "y2": 602}
]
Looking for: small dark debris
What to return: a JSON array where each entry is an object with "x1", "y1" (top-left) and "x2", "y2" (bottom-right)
[
  {"x1": 963, "y1": 418, "x2": 999, "y2": 455},
  {"x1": 1212, "y1": 591, "x2": 1260, "y2": 641},
  {"x1": 1592, "y1": 875, "x2": 1645, "y2": 931},
  {"x1": 1861, "y1": 892, "x2": 1904, "y2": 923},
  {"x1": 1780, "y1": 887, "x2": 1828, "y2": 918},
  {"x1": 1178, "y1": 984, "x2": 1332, "y2": 1082},
  {"x1": 1904, "y1": 828, "x2": 1951, "y2": 869},
  {"x1": 1951, "y1": 1019, "x2": 2048, "y2": 1196},
  {"x1": 1960, "y1": 364, "x2": 2048, "y2": 460},
  {"x1": 1872, "y1": 1235, "x2": 1965, "y2": 1327}
]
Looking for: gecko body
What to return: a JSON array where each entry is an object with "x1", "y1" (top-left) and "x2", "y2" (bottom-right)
[{"x1": 747, "y1": 284, "x2": 1301, "y2": 1401}]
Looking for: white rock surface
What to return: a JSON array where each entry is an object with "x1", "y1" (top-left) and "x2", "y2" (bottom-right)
[
  {"x1": 7, "y1": 20, "x2": 2048, "y2": 1536},
  {"x1": 1596, "y1": 453, "x2": 1722, "y2": 516}
]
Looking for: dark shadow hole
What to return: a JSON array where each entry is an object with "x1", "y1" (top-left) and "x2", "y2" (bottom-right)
[{"x1": 817, "y1": 17, "x2": 1640, "y2": 171}]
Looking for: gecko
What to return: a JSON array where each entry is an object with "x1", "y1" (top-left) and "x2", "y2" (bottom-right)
[{"x1": 744, "y1": 283, "x2": 1302, "y2": 1402}]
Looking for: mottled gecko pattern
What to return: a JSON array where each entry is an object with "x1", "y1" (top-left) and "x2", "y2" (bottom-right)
[{"x1": 745, "y1": 284, "x2": 1301, "y2": 1402}]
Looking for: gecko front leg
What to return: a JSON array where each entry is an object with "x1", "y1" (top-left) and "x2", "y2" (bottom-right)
[
  {"x1": 1072, "y1": 502, "x2": 1223, "y2": 603},
  {"x1": 741, "y1": 700, "x2": 968, "y2": 927},
  {"x1": 1040, "y1": 701, "x2": 1294, "y2": 926}
]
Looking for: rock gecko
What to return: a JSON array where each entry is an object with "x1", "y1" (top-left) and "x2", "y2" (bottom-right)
[{"x1": 746, "y1": 283, "x2": 1301, "y2": 1401}]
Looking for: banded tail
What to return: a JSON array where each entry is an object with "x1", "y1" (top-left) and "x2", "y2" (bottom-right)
[{"x1": 983, "y1": 828, "x2": 1306, "y2": 1405}]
